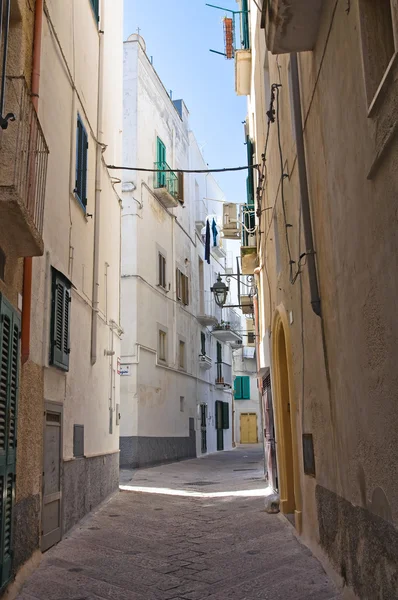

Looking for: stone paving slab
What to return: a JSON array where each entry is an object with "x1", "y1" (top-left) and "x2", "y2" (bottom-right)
[{"x1": 17, "y1": 446, "x2": 341, "y2": 600}]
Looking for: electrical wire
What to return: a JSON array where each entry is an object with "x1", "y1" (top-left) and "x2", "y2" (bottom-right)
[{"x1": 106, "y1": 164, "x2": 259, "y2": 174}]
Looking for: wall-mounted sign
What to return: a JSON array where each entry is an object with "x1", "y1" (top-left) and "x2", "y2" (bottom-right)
[{"x1": 119, "y1": 364, "x2": 131, "y2": 376}]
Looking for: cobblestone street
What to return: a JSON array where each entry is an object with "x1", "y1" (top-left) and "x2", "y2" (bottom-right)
[{"x1": 17, "y1": 446, "x2": 341, "y2": 600}]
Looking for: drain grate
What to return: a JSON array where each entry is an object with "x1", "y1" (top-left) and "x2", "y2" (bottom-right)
[
  {"x1": 233, "y1": 468, "x2": 257, "y2": 472},
  {"x1": 184, "y1": 481, "x2": 220, "y2": 486}
]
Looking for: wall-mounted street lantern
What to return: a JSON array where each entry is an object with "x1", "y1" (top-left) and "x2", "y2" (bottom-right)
[{"x1": 211, "y1": 274, "x2": 229, "y2": 308}]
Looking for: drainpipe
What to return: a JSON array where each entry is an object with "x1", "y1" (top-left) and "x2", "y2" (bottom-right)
[
  {"x1": 290, "y1": 53, "x2": 321, "y2": 317},
  {"x1": 91, "y1": 1, "x2": 105, "y2": 365},
  {"x1": 22, "y1": 0, "x2": 43, "y2": 364}
]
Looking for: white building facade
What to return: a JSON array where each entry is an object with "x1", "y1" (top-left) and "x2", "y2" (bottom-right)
[
  {"x1": 30, "y1": 0, "x2": 123, "y2": 545},
  {"x1": 120, "y1": 34, "x2": 239, "y2": 468}
]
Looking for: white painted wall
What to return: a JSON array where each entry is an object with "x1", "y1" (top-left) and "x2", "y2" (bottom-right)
[
  {"x1": 30, "y1": 0, "x2": 123, "y2": 458},
  {"x1": 121, "y1": 35, "x2": 234, "y2": 457}
]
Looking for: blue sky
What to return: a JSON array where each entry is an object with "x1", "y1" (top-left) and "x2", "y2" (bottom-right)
[{"x1": 123, "y1": 0, "x2": 247, "y2": 204}]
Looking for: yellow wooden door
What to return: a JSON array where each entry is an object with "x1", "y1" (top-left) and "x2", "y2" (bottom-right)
[{"x1": 240, "y1": 413, "x2": 258, "y2": 443}]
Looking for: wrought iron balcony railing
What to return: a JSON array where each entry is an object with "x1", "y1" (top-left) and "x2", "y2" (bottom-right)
[
  {"x1": 154, "y1": 161, "x2": 179, "y2": 200},
  {"x1": 0, "y1": 76, "x2": 49, "y2": 256},
  {"x1": 216, "y1": 361, "x2": 232, "y2": 386}
]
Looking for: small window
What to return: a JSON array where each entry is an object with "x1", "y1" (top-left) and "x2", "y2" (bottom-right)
[
  {"x1": 180, "y1": 396, "x2": 185, "y2": 412},
  {"x1": 200, "y1": 332, "x2": 206, "y2": 356},
  {"x1": 176, "y1": 269, "x2": 189, "y2": 305},
  {"x1": 248, "y1": 331, "x2": 255, "y2": 345},
  {"x1": 50, "y1": 268, "x2": 71, "y2": 371},
  {"x1": 0, "y1": 247, "x2": 5, "y2": 281},
  {"x1": 158, "y1": 329, "x2": 167, "y2": 362},
  {"x1": 179, "y1": 340, "x2": 186, "y2": 370},
  {"x1": 75, "y1": 115, "x2": 88, "y2": 210},
  {"x1": 234, "y1": 376, "x2": 250, "y2": 400},
  {"x1": 158, "y1": 253, "x2": 166, "y2": 288},
  {"x1": 89, "y1": 0, "x2": 99, "y2": 21}
]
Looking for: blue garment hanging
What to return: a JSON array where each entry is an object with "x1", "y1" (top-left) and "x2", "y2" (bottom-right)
[
  {"x1": 205, "y1": 219, "x2": 211, "y2": 264},
  {"x1": 212, "y1": 218, "x2": 218, "y2": 247}
]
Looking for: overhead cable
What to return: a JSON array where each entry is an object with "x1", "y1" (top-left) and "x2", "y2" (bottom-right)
[{"x1": 106, "y1": 164, "x2": 260, "y2": 174}]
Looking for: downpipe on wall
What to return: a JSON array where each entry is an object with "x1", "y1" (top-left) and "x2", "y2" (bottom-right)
[
  {"x1": 91, "y1": 0, "x2": 105, "y2": 365},
  {"x1": 290, "y1": 53, "x2": 321, "y2": 318}
]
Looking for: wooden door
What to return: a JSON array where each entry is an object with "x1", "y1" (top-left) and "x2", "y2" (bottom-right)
[
  {"x1": 41, "y1": 403, "x2": 62, "y2": 552},
  {"x1": 240, "y1": 413, "x2": 258, "y2": 444}
]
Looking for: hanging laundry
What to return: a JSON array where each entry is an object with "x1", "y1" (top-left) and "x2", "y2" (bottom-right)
[
  {"x1": 212, "y1": 218, "x2": 218, "y2": 247},
  {"x1": 205, "y1": 219, "x2": 211, "y2": 264}
]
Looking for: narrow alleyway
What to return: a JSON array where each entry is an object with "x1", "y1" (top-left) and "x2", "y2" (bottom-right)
[{"x1": 17, "y1": 447, "x2": 341, "y2": 600}]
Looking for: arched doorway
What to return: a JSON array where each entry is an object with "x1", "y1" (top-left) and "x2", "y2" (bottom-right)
[{"x1": 272, "y1": 305, "x2": 302, "y2": 532}]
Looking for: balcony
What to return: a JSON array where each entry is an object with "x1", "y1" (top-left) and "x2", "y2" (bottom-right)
[
  {"x1": 212, "y1": 309, "x2": 242, "y2": 343},
  {"x1": 153, "y1": 161, "x2": 180, "y2": 208},
  {"x1": 199, "y1": 354, "x2": 212, "y2": 371},
  {"x1": 0, "y1": 77, "x2": 49, "y2": 257},
  {"x1": 263, "y1": 0, "x2": 324, "y2": 55},
  {"x1": 215, "y1": 361, "x2": 232, "y2": 388},
  {"x1": 197, "y1": 290, "x2": 221, "y2": 327}
]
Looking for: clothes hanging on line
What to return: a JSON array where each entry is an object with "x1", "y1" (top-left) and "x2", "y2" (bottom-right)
[
  {"x1": 204, "y1": 219, "x2": 211, "y2": 264},
  {"x1": 212, "y1": 218, "x2": 218, "y2": 247}
]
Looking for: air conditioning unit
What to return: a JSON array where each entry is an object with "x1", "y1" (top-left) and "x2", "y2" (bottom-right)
[{"x1": 223, "y1": 203, "x2": 240, "y2": 239}]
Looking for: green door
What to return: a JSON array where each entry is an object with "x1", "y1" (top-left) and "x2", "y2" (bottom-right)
[
  {"x1": 0, "y1": 295, "x2": 20, "y2": 590},
  {"x1": 156, "y1": 137, "x2": 166, "y2": 187}
]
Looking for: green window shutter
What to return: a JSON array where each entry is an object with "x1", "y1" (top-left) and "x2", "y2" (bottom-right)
[
  {"x1": 0, "y1": 295, "x2": 19, "y2": 589},
  {"x1": 216, "y1": 341, "x2": 222, "y2": 363},
  {"x1": 234, "y1": 376, "x2": 242, "y2": 399},
  {"x1": 201, "y1": 332, "x2": 206, "y2": 355},
  {"x1": 90, "y1": 0, "x2": 99, "y2": 21},
  {"x1": 75, "y1": 116, "x2": 88, "y2": 209},
  {"x1": 241, "y1": 0, "x2": 250, "y2": 49},
  {"x1": 50, "y1": 270, "x2": 71, "y2": 371},
  {"x1": 222, "y1": 402, "x2": 229, "y2": 429},
  {"x1": 215, "y1": 400, "x2": 223, "y2": 430},
  {"x1": 246, "y1": 136, "x2": 254, "y2": 206},
  {"x1": 156, "y1": 137, "x2": 166, "y2": 187},
  {"x1": 242, "y1": 376, "x2": 250, "y2": 399}
]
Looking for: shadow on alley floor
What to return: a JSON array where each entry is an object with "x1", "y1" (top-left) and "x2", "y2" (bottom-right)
[{"x1": 17, "y1": 445, "x2": 341, "y2": 600}]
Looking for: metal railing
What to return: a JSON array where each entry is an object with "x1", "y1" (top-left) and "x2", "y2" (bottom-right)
[
  {"x1": 216, "y1": 361, "x2": 232, "y2": 385},
  {"x1": 221, "y1": 307, "x2": 241, "y2": 333},
  {"x1": 154, "y1": 161, "x2": 179, "y2": 200},
  {"x1": 241, "y1": 204, "x2": 256, "y2": 247},
  {"x1": 0, "y1": 76, "x2": 49, "y2": 234},
  {"x1": 198, "y1": 290, "x2": 222, "y2": 321}
]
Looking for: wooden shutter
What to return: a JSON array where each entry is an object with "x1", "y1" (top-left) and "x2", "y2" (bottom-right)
[
  {"x1": 90, "y1": 0, "x2": 99, "y2": 21},
  {"x1": 200, "y1": 332, "x2": 206, "y2": 355},
  {"x1": 182, "y1": 275, "x2": 189, "y2": 305},
  {"x1": 51, "y1": 270, "x2": 71, "y2": 371},
  {"x1": 0, "y1": 295, "x2": 20, "y2": 589},
  {"x1": 222, "y1": 402, "x2": 230, "y2": 429},
  {"x1": 215, "y1": 400, "x2": 223, "y2": 430},
  {"x1": 176, "y1": 269, "x2": 181, "y2": 300},
  {"x1": 177, "y1": 171, "x2": 184, "y2": 203},
  {"x1": 242, "y1": 376, "x2": 250, "y2": 399},
  {"x1": 75, "y1": 117, "x2": 88, "y2": 208},
  {"x1": 156, "y1": 137, "x2": 166, "y2": 187},
  {"x1": 234, "y1": 376, "x2": 242, "y2": 399},
  {"x1": 216, "y1": 342, "x2": 222, "y2": 363}
]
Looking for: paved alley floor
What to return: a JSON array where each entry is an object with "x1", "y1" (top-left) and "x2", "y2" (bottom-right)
[{"x1": 18, "y1": 446, "x2": 341, "y2": 600}]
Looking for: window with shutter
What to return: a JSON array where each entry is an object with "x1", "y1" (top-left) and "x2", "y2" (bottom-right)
[
  {"x1": 182, "y1": 274, "x2": 189, "y2": 306},
  {"x1": 158, "y1": 253, "x2": 166, "y2": 288},
  {"x1": 200, "y1": 332, "x2": 206, "y2": 355},
  {"x1": 50, "y1": 269, "x2": 71, "y2": 371},
  {"x1": 234, "y1": 376, "x2": 250, "y2": 399},
  {"x1": 177, "y1": 171, "x2": 184, "y2": 203},
  {"x1": 75, "y1": 115, "x2": 88, "y2": 210},
  {"x1": 0, "y1": 294, "x2": 20, "y2": 589}
]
